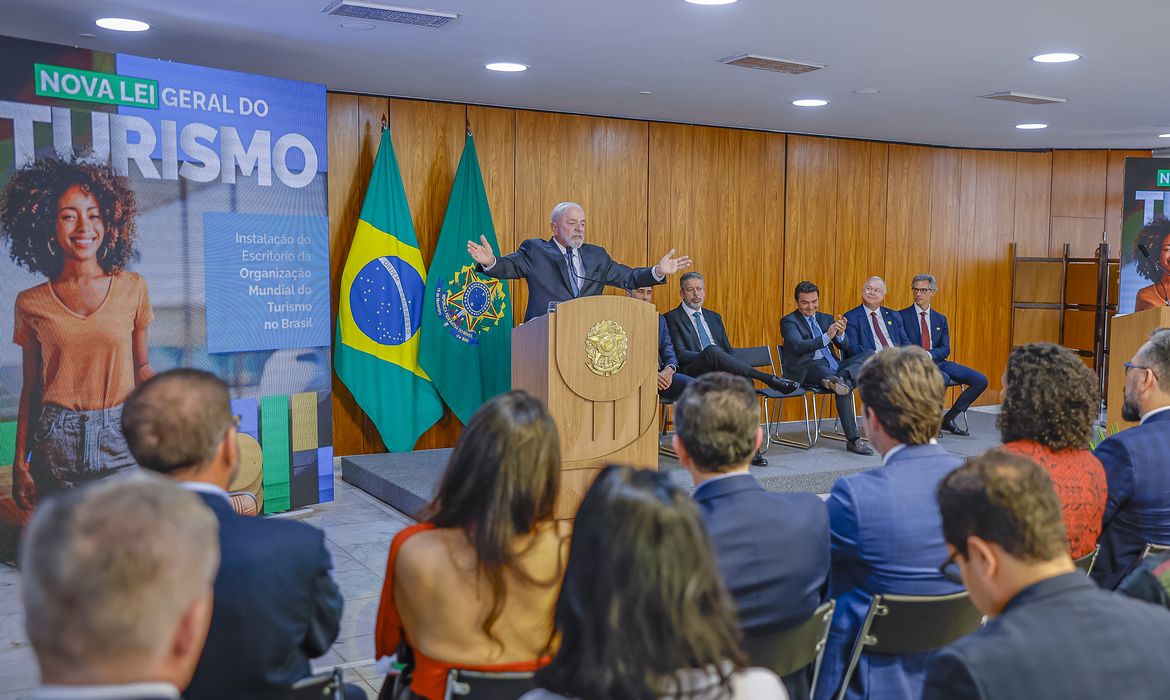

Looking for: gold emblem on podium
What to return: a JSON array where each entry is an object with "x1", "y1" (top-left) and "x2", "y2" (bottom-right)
[{"x1": 585, "y1": 319, "x2": 629, "y2": 376}]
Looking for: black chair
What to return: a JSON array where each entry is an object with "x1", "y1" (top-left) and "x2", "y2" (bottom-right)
[
  {"x1": 444, "y1": 669, "x2": 537, "y2": 699},
  {"x1": 942, "y1": 377, "x2": 971, "y2": 433},
  {"x1": 743, "y1": 599, "x2": 835, "y2": 689},
  {"x1": 290, "y1": 667, "x2": 344, "y2": 700},
  {"x1": 834, "y1": 591, "x2": 983, "y2": 700},
  {"x1": 768, "y1": 346, "x2": 819, "y2": 450},
  {"x1": 1074, "y1": 544, "x2": 1100, "y2": 575},
  {"x1": 659, "y1": 395, "x2": 678, "y2": 457},
  {"x1": 1140, "y1": 542, "x2": 1170, "y2": 560},
  {"x1": 730, "y1": 346, "x2": 787, "y2": 455}
]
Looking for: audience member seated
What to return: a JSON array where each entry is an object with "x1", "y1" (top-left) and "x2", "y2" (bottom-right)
[
  {"x1": 898, "y1": 274, "x2": 988, "y2": 435},
  {"x1": 922, "y1": 450, "x2": 1170, "y2": 700},
  {"x1": 628, "y1": 286, "x2": 692, "y2": 402},
  {"x1": 997, "y1": 343, "x2": 1106, "y2": 559},
  {"x1": 121, "y1": 369, "x2": 353, "y2": 700},
  {"x1": 673, "y1": 372, "x2": 829, "y2": 700},
  {"x1": 843, "y1": 276, "x2": 909, "y2": 353},
  {"x1": 815, "y1": 346, "x2": 963, "y2": 700},
  {"x1": 523, "y1": 466, "x2": 787, "y2": 700},
  {"x1": 1093, "y1": 327, "x2": 1170, "y2": 589},
  {"x1": 779, "y1": 280, "x2": 875, "y2": 456},
  {"x1": 22, "y1": 477, "x2": 218, "y2": 700},
  {"x1": 375, "y1": 391, "x2": 569, "y2": 700}
]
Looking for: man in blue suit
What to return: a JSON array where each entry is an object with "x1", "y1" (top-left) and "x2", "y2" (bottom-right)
[
  {"x1": 673, "y1": 372, "x2": 830, "y2": 700},
  {"x1": 923, "y1": 450, "x2": 1170, "y2": 700},
  {"x1": 843, "y1": 276, "x2": 910, "y2": 353},
  {"x1": 1092, "y1": 327, "x2": 1170, "y2": 589},
  {"x1": 898, "y1": 274, "x2": 987, "y2": 436},
  {"x1": 122, "y1": 369, "x2": 362, "y2": 700},
  {"x1": 468, "y1": 201, "x2": 691, "y2": 322},
  {"x1": 815, "y1": 346, "x2": 964, "y2": 700},
  {"x1": 627, "y1": 286, "x2": 692, "y2": 401}
]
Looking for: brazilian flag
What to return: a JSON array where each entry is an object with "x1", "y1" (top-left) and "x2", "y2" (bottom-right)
[
  {"x1": 420, "y1": 133, "x2": 511, "y2": 424},
  {"x1": 335, "y1": 124, "x2": 442, "y2": 451}
]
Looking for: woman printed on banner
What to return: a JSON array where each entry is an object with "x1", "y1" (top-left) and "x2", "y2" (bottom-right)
[
  {"x1": 1134, "y1": 217, "x2": 1170, "y2": 312},
  {"x1": 1, "y1": 157, "x2": 154, "y2": 510}
]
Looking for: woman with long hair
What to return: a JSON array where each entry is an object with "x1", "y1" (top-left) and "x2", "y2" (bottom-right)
[
  {"x1": 374, "y1": 390, "x2": 568, "y2": 700},
  {"x1": 524, "y1": 466, "x2": 786, "y2": 700},
  {"x1": 2, "y1": 157, "x2": 153, "y2": 509},
  {"x1": 1133, "y1": 217, "x2": 1170, "y2": 312}
]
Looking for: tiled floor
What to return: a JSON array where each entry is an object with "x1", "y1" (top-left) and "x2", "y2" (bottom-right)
[{"x1": 0, "y1": 472, "x2": 415, "y2": 699}]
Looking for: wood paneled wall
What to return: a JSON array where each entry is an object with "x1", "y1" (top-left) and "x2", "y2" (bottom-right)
[{"x1": 327, "y1": 93, "x2": 1148, "y2": 456}]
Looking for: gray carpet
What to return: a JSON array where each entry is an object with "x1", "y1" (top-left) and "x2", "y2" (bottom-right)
[{"x1": 342, "y1": 410, "x2": 1003, "y2": 518}]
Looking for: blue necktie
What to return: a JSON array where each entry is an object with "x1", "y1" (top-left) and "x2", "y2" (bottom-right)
[
  {"x1": 693, "y1": 311, "x2": 713, "y2": 348},
  {"x1": 565, "y1": 251, "x2": 580, "y2": 297},
  {"x1": 808, "y1": 315, "x2": 838, "y2": 371}
]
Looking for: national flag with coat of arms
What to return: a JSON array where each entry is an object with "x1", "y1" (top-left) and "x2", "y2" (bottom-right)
[{"x1": 334, "y1": 122, "x2": 442, "y2": 451}]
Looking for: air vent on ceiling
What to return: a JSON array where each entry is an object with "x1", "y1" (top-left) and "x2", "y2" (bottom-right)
[
  {"x1": 718, "y1": 53, "x2": 825, "y2": 75},
  {"x1": 980, "y1": 91, "x2": 1068, "y2": 105},
  {"x1": 322, "y1": 0, "x2": 458, "y2": 27}
]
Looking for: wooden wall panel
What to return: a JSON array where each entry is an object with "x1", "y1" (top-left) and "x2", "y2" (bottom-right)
[
  {"x1": 1107, "y1": 150, "x2": 1151, "y2": 249},
  {"x1": 834, "y1": 140, "x2": 889, "y2": 312},
  {"x1": 1013, "y1": 152, "x2": 1052, "y2": 257},
  {"x1": 927, "y1": 149, "x2": 962, "y2": 311},
  {"x1": 884, "y1": 145, "x2": 934, "y2": 311},
  {"x1": 467, "y1": 106, "x2": 518, "y2": 305},
  {"x1": 784, "y1": 136, "x2": 841, "y2": 316},
  {"x1": 1051, "y1": 150, "x2": 1107, "y2": 256}
]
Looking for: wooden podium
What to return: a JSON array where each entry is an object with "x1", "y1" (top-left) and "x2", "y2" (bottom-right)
[
  {"x1": 512, "y1": 296, "x2": 659, "y2": 519},
  {"x1": 1107, "y1": 306, "x2": 1170, "y2": 428}
]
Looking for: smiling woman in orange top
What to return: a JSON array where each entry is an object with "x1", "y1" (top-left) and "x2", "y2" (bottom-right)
[
  {"x1": 998, "y1": 343, "x2": 1106, "y2": 559},
  {"x1": 375, "y1": 390, "x2": 569, "y2": 700}
]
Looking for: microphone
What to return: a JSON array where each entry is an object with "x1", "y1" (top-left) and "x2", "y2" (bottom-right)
[{"x1": 1137, "y1": 243, "x2": 1170, "y2": 306}]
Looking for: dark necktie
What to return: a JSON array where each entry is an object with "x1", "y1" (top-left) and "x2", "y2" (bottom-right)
[
  {"x1": 920, "y1": 311, "x2": 931, "y2": 351},
  {"x1": 693, "y1": 311, "x2": 713, "y2": 348},
  {"x1": 807, "y1": 315, "x2": 838, "y2": 371},
  {"x1": 871, "y1": 311, "x2": 890, "y2": 349},
  {"x1": 565, "y1": 251, "x2": 579, "y2": 297}
]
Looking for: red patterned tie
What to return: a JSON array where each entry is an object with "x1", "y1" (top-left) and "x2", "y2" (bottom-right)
[
  {"x1": 920, "y1": 311, "x2": 931, "y2": 351},
  {"x1": 870, "y1": 311, "x2": 890, "y2": 349}
]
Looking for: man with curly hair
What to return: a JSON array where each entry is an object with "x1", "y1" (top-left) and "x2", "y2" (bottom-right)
[
  {"x1": 1133, "y1": 217, "x2": 1170, "y2": 312},
  {"x1": 1, "y1": 157, "x2": 154, "y2": 509}
]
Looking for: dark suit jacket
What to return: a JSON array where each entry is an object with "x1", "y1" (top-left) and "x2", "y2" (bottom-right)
[
  {"x1": 1092, "y1": 410, "x2": 1170, "y2": 589},
  {"x1": 185, "y1": 492, "x2": 342, "y2": 700},
  {"x1": 898, "y1": 305, "x2": 951, "y2": 362},
  {"x1": 479, "y1": 237, "x2": 660, "y2": 322},
  {"x1": 923, "y1": 573, "x2": 1170, "y2": 700},
  {"x1": 658, "y1": 315, "x2": 679, "y2": 371},
  {"x1": 663, "y1": 304, "x2": 733, "y2": 368},
  {"x1": 779, "y1": 310, "x2": 851, "y2": 385},
  {"x1": 843, "y1": 304, "x2": 909, "y2": 354}
]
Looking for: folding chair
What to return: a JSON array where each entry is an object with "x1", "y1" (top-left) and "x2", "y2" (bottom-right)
[
  {"x1": 290, "y1": 667, "x2": 344, "y2": 700},
  {"x1": 1140, "y1": 542, "x2": 1170, "y2": 560},
  {"x1": 659, "y1": 395, "x2": 677, "y2": 457},
  {"x1": 743, "y1": 600, "x2": 835, "y2": 690},
  {"x1": 1073, "y1": 544, "x2": 1100, "y2": 575},
  {"x1": 730, "y1": 346, "x2": 787, "y2": 455},
  {"x1": 942, "y1": 377, "x2": 970, "y2": 433},
  {"x1": 768, "y1": 346, "x2": 819, "y2": 450},
  {"x1": 444, "y1": 669, "x2": 537, "y2": 699}
]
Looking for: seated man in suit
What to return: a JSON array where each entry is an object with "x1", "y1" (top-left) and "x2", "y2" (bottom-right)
[
  {"x1": 898, "y1": 274, "x2": 988, "y2": 436},
  {"x1": 1092, "y1": 327, "x2": 1170, "y2": 589},
  {"x1": 815, "y1": 346, "x2": 964, "y2": 700},
  {"x1": 673, "y1": 372, "x2": 830, "y2": 700},
  {"x1": 22, "y1": 477, "x2": 219, "y2": 700},
  {"x1": 843, "y1": 276, "x2": 910, "y2": 353},
  {"x1": 122, "y1": 369, "x2": 360, "y2": 700},
  {"x1": 780, "y1": 281, "x2": 874, "y2": 456},
  {"x1": 468, "y1": 201, "x2": 691, "y2": 322},
  {"x1": 627, "y1": 286, "x2": 692, "y2": 401},
  {"x1": 923, "y1": 450, "x2": 1170, "y2": 700}
]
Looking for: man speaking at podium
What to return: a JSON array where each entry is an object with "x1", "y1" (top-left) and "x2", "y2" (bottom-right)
[{"x1": 467, "y1": 201, "x2": 691, "y2": 322}]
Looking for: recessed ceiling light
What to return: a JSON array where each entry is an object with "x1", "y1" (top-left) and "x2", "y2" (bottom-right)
[
  {"x1": 1159, "y1": 134, "x2": 1170, "y2": 138},
  {"x1": 853, "y1": 89, "x2": 880, "y2": 95},
  {"x1": 685, "y1": 0, "x2": 737, "y2": 4},
  {"x1": 792, "y1": 99, "x2": 829, "y2": 107},
  {"x1": 78, "y1": 32, "x2": 97, "y2": 38},
  {"x1": 637, "y1": 90, "x2": 652, "y2": 95},
  {"x1": 1016, "y1": 123, "x2": 1048, "y2": 130},
  {"x1": 1032, "y1": 52, "x2": 1081, "y2": 63},
  {"x1": 339, "y1": 21, "x2": 375, "y2": 30},
  {"x1": 95, "y1": 17, "x2": 150, "y2": 32},
  {"x1": 485, "y1": 62, "x2": 528, "y2": 73}
]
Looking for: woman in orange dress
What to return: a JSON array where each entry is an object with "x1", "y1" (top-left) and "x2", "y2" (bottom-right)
[
  {"x1": 998, "y1": 343, "x2": 1106, "y2": 559},
  {"x1": 375, "y1": 391, "x2": 569, "y2": 700}
]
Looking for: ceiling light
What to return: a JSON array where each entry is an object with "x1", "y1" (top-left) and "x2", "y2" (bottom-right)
[
  {"x1": 95, "y1": 18, "x2": 150, "y2": 32},
  {"x1": 78, "y1": 32, "x2": 97, "y2": 38},
  {"x1": 637, "y1": 90, "x2": 652, "y2": 95},
  {"x1": 685, "y1": 0, "x2": 738, "y2": 4},
  {"x1": 485, "y1": 62, "x2": 528, "y2": 72},
  {"x1": 1159, "y1": 134, "x2": 1170, "y2": 138},
  {"x1": 1032, "y1": 52, "x2": 1081, "y2": 63},
  {"x1": 340, "y1": 21, "x2": 375, "y2": 29},
  {"x1": 792, "y1": 99, "x2": 829, "y2": 107},
  {"x1": 1016, "y1": 123, "x2": 1048, "y2": 130},
  {"x1": 853, "y1": 89, "x2": 880, "y2": 95}
]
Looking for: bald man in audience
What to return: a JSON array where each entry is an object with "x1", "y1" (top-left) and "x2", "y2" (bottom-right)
[
  {"x1": 843, "y1": 276, "x2": 910, "y2": 354},
  {"x1": 23, "y1": 477, "x2": 219, "y2": 700},
  {"x1": 627, "y1": 286, "x2": 692, "y2": 401}
]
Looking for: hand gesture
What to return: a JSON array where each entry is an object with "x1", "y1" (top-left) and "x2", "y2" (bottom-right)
[
  {"x1": 12, "y1": 460, "x2": 36, "y2": 511},
  {"x1": 467, "y1": 235, "x2": 496, "y2": 268},
  {"x1": 658, "y1": 367, "x2": 675, "y2": 390},
  {"x1": 654, "y1": 248, "x2": 692, "y2": 277}
]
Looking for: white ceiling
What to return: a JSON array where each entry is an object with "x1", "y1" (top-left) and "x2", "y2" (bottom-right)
[{"x1": 1, "y1": 0, "x2": 1166, "y2": 149}]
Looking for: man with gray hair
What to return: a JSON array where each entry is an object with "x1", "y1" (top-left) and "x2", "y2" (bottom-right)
[
  {"x1": 467, "y1": 201, "x2": 692, "y2": 321},
  {"x1": 1092, "y1": 327, "x2": 1170, "y2": 588},
  {"x1": 898, "y1": 273, "x2": 988, "y2": 436},
  {"x1": 23, "y1": 476, "x2": 219, "y2": 699}
]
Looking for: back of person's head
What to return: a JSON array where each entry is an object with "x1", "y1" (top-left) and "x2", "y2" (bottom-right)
[
  {"x1": 1140, "y1": 327, "x2": 1170, "y2": 394},
  {"x1": 21, "y1": 476, "x2": 219, "y2": 686},
  {"x1": 425, "y1": 390, "x2": 561, "y2": 638},
  {"x1": 673, "y1": 372, "x2": 759, "y2": 473},
  {"x1": 857, "y1": 345, "x2": 944, "y2": 444},
  {"x1": 937, "y1": 450, "x2": 1068, "y2": 563},
  {"x1": 998, "y1": 343, "x2": 1099, "y2": 450},
  {"x1": 537, "y1": 465, "x2": 745, "y2": 700},
  {"x1": 122, "y1": 368, "x2": 234, "y2": 474}
]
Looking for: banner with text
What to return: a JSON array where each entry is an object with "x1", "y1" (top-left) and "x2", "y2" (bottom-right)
[{"x1": 1121, "y1": 158, "x2": 1170, "y2": 314}]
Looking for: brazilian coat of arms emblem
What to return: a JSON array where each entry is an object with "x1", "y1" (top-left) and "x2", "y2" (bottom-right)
[
  {"x1": 585, "y1": 319, "x2": 629, "y2": 377},
  {"x1": 434, "y1": 263, "x2": 507, "y2": 345}
]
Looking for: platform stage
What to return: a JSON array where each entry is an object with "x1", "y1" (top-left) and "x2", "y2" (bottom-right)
[{"x1": 342, "y1": 410, "x2": 1002, "y2": 519}]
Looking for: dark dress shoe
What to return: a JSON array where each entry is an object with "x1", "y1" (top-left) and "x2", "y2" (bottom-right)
[
  {"x1": 822, "y1": 376, "x2": 851, "y2": 396},
  {"x1": 846, "y1": 439, "x2": 875, "y2": 456},
  {"x1": 751, "y1": 452, "x2": 768, "y2": 467},
  {"x1": 768, "y1": 375, "x2": 801, "y2": 394},
  {"x1": 941, "y1": 419, "x2": 969, "y2": 436}
]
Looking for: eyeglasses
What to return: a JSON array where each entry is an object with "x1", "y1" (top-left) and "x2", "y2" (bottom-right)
[
  {"x1": 939, "y1": 551, "x2": 964, "y2": 584},
  {"x1": 1124, "y1": 362, "x2": 1158, "y2": 379},
  {"x1": 911, "y1": 287, "x2": 935, "y2": 294}
]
